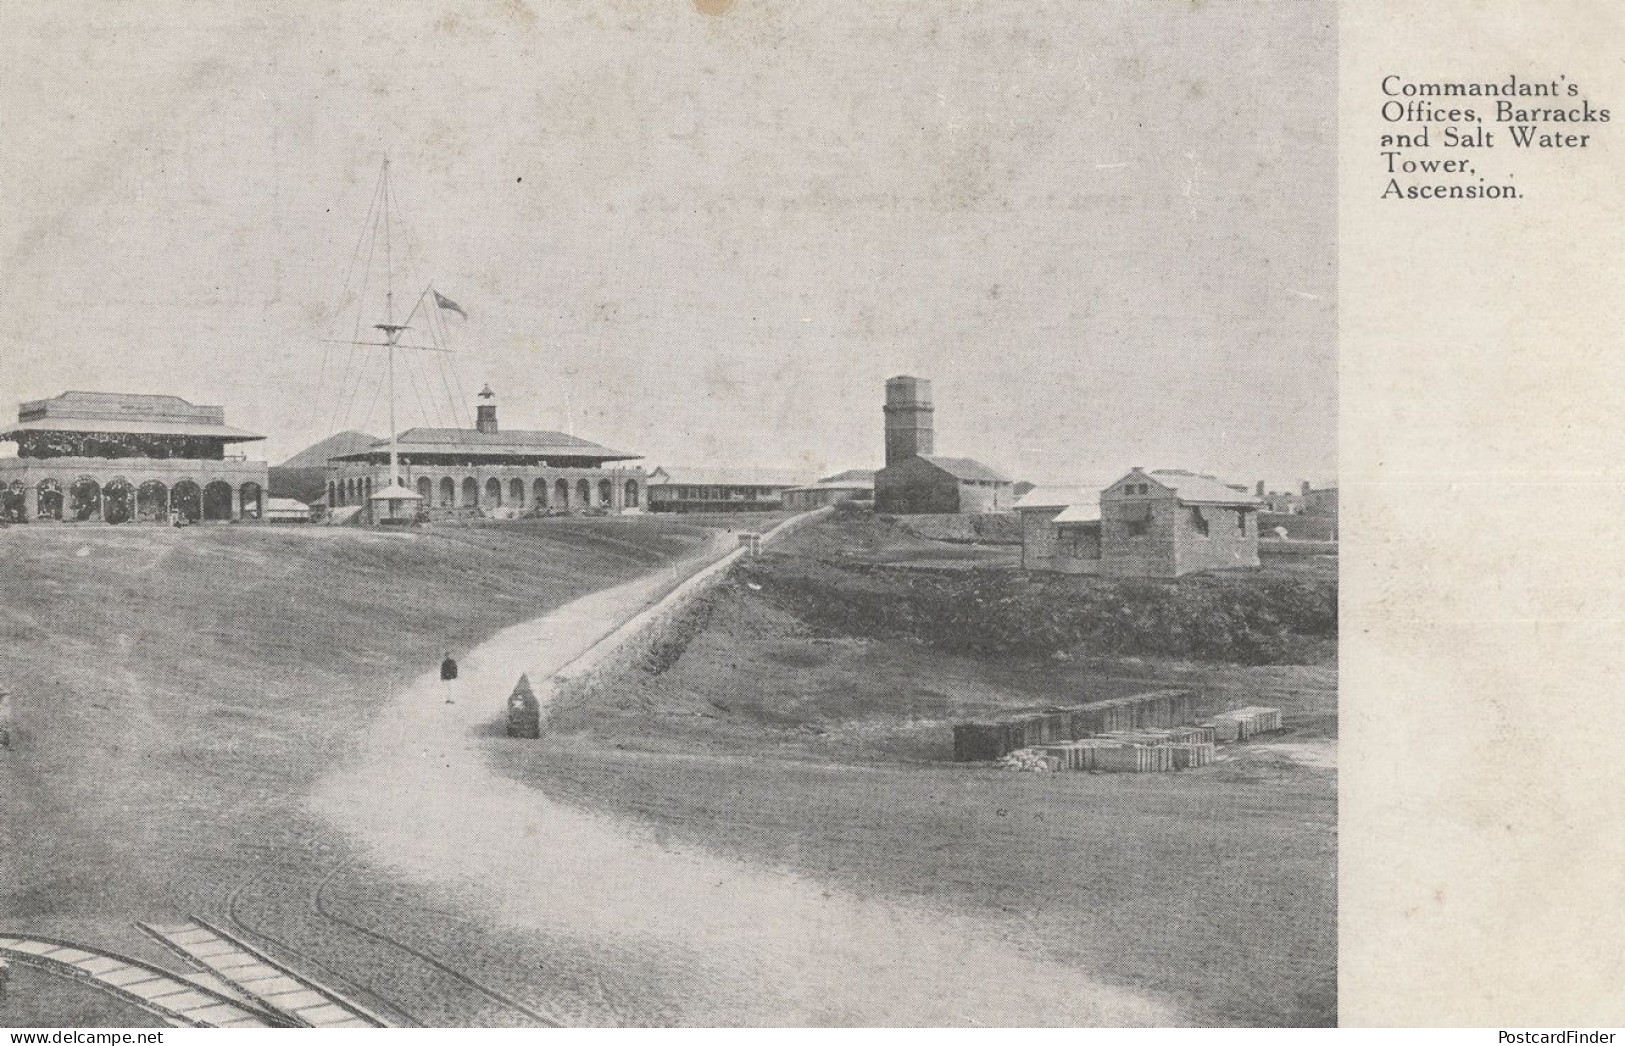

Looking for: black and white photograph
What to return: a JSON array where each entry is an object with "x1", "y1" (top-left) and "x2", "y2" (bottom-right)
[{"x1": 0, "y1": 0, "x2": 1340, "y2": 1028}]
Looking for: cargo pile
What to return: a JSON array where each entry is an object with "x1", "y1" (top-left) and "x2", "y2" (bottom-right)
[
  {"x1": 953, "y1": 689, "x2": 1197, "y2": 762},
  {"x1": 1208, "y1": 706, "x2": 1282, "y2": 741},
  {"x1": 1032, "y1": 740, "x2": 1217, "y2": 772},
  {"x1": 996, "y1": 749, "x2": 1059, "y2": 772},
  {"x1": 952, "y1": 689, "x2": 1280, "y2": 773}
]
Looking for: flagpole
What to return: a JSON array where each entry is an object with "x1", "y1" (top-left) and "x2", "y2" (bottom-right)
[{"x1": 384, "y1": 157, "x2": 399, "y2": 501}]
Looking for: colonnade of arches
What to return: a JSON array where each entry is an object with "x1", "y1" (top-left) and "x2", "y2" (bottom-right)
[
  {"x1": 326, "y1": 474, "x2": 642, "y2": 513},
  {"x1": 0, "y1": 477, "x2": 263, "y2": 523}
]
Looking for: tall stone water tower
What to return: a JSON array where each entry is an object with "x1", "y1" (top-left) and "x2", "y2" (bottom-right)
[{"x1": 883, "y1": 375, "x2": 934, "y2": 466}]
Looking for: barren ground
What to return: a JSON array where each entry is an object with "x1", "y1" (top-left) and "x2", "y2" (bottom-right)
[
  {"x1": 3, "y1": 512, "x2": 1336, "y2": 1027},
  {"x1": 505, "y1": 514, "x2": 1338, "y2": 1025},
  {"x1": 0, "y1": 519, "x2": 711, "y2": 1026}
]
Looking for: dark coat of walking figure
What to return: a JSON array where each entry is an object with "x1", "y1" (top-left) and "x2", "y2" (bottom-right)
[{"x1": 440, "y1": 653, "x2": 458, "y2": 704}]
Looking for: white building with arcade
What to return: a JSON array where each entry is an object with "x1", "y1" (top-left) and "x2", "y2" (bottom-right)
[
  {"x1": 0, "y1": 391, "x2": 268, "y2": 524},
  {"x1": 324, "y1": 387, "x2": 646, "y2": 521}
]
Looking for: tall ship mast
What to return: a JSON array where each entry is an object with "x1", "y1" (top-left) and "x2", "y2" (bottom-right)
[{"x1": 322, "y1": 157, "x2": 463, "y2": 522}]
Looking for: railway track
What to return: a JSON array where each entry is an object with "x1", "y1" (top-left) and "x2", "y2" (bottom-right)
[
  {"x1": 312, "y1": 862, "x2": 562, "y2": 1027},
  {"x1": 139, "y1": 919, "x2": 386, "y2": 1028},
  {"x1": 222, "y1": 863, "x2": 562, "y2": 1027},
  {"x1": 0, "y1": 933, "x2": 281, "y2": 1028},
  {"x1": 223, "y1": 869, "x2": 423, "y2": 1026}
]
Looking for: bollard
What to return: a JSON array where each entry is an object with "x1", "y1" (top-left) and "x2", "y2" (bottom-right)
[{"x1": 506, "y1": 674, "x2": 541, "y2": 739}]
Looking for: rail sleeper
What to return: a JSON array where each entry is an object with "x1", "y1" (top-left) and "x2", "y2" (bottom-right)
[
  {"x1": 140, "y1": 919, "x2": 389, "y2": 1028},
  {"x1": 0, "y1": 934, "x2": 277, "y2": 1028}
]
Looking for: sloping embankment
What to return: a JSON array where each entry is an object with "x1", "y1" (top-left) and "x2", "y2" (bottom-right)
[{"x1": 542, "y1": 508, "x2": 832, "y2": 714}]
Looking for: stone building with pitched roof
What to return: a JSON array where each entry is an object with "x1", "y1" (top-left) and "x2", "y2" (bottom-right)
[
  {"x1": 874, "y1": 454, "x2": 1013, "y2": 514},
  {"x1": 872, "y1": 376, "x2": 1013, "y2": 514},
  {"x1": 1018, "y1": 468, "x2": 1262, "y2": 577},
  {"x1": 0, "y1": 391, "x2": 268, "y2": 523}
]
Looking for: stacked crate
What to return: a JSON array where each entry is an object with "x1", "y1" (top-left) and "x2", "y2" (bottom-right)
[
  {"x1": 1089, "y1": 744, "x2": 1166, "y2": 773},
  {"x1": 954, "y1": 692, "x2": 1279, "y2": 773},
  {"x1": 1207, "y1": 706, "x2": 1283, "y2": 741},
  {"x1": 1028, "y1": 739, "x2": 1192, "y2": 773},
  {"x1": 1167, "y1": 742, "x2": 1216, "y2": 769},
  {"x1": 949, "y1": 688, "x2": 1202, "y2": 762},
  {"x1": 1170, "y1": 724, "x2": 1216, "y2": 745},
  {"x1": 1034, "y1": 743, "x2": 1086, "y2": 771}
]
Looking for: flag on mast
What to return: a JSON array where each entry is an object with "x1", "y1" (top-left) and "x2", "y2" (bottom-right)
[{"x1": 432, "y1": 290, "x2": 468, "y2": 319}]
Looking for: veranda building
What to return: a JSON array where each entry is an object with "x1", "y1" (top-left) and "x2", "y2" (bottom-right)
[
  {"x1": 325, "y1": 388, "x2": 646, "y2": 521},
  {"x1": 0, "y1": 391, "x2": 268, "y2": 523}
]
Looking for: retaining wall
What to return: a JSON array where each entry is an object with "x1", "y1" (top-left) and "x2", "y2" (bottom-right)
[{"x1": 542, "y1": 507, "x2": 833, "y2": 715}]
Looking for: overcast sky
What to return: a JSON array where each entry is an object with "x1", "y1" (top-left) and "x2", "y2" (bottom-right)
[{"x1": 0, "y1": 0, "x2": 1335, "y2": 489}]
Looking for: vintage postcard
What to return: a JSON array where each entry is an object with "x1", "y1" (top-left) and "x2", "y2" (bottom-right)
[{"x1": 0, "y1": 0, "x2": 1615, "y2": 1032}]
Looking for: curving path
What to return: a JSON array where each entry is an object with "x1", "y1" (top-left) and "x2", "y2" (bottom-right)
[{"x1": 311, "y1": 529, "x2": 1176, "y2": 1026}]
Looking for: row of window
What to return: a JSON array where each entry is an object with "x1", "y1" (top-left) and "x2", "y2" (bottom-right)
[
  {"x1": 329, "y1": 476, "x2": 640, "y2": 510},
  {"x1": 654, "y1": 486, "x2": 777, "y2": 501}
]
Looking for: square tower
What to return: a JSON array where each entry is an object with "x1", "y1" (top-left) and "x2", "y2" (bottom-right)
[{"x1": 883, "y1": 375, "x2": 934, "y2": 465}]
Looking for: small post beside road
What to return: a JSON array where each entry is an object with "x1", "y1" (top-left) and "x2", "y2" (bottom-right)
[{"x1": 507, "y1": 674, "x2": 540, "y2": 739}]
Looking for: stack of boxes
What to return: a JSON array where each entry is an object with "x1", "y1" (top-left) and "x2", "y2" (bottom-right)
[
  {"x1": 952, "y1": 689, "x2": 1280, "y2": 773},
  {"x1": 1208, "y1": 706, "x2": 1283, "y2": 741}
]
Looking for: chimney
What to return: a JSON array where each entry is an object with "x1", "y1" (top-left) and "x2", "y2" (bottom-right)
[
  {"x1": 1301, "y1": 480, "x2": 1311, "y2": 496},
  {"x1": 1256, "y1": 480, "x2": 1266, "y2": 496},
  {"x1": 476, "y1": 384, "x2": 499, "y2": 434},
  {"x1": 883, "y1": 375, "x2": 934, "y2": 466}
]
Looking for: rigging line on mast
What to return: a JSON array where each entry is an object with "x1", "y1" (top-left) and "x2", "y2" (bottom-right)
[
  {"x1": 327, "y1": 165, "x2": 388, "y2": 436},
  {"x1": 402, "y1": 340, "x2": 437, "y2": 432},
  {"x1": 381, "y1": 157, "x2": 397, "y2": 484},
  {"x1": 401, "y1": 350, "x2": 429, "y2": 432},
  {"x1": 428, "y1": 351, "x2": 459, "y2": 432},
  {"x1": 406, "y1": 348, "x2": 445, "y2": 432},
  {"x1": 423, "y1": 296, "x2": 456, "y2": 412},
  {"x1": 356, "y1": 356, "x2": 388, "y2": 435},
  {"x1": 423, "y1": 291, "x2": 455, "y2": 419},
  {"x1": 398, "y1": 283, "x2": 432, "y2": 332},
  {"x1": 431, "y1": 301, "x2": 474, "y2": 419},
  {"x1": 412, "y1": 277, "x2": 464, "y2": 428},
  {"x1": 314, "y1": 338, "x2": 452, "y2": 352},
  {"x1": 401, "y1": 285, "x2": 455, "y2": 430},
  {"x1": 433, "y1": 339, "x2": 464, "y2": 432},
  {"x1": 410, "y1": 318, "x2": 457, "y2": 432},
  {"x1": 417, "y1": 298, "x2": 454, "y2": 427},
  {"x1": 335, "y1": 201, "x2": 385, "y2": 434},
  {"x1": 393, "y1": 193, "x2": 465, "y2": 429},
  {"x1": 312, "y1": 165, "x2": 387, "y2": 438},
  {"x1": 382, "y1": 157, "x2": 393, "y2": 326}
]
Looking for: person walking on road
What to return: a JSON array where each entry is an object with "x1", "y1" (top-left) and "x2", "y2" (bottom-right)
[{"x1": 440, "y1": 652, "x2": 459, "y2": 704}]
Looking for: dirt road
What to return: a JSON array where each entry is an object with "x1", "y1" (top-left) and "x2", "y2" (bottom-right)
[{"x1": 310, "y1": 539, "x2": 1175, "y2": 1026}]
